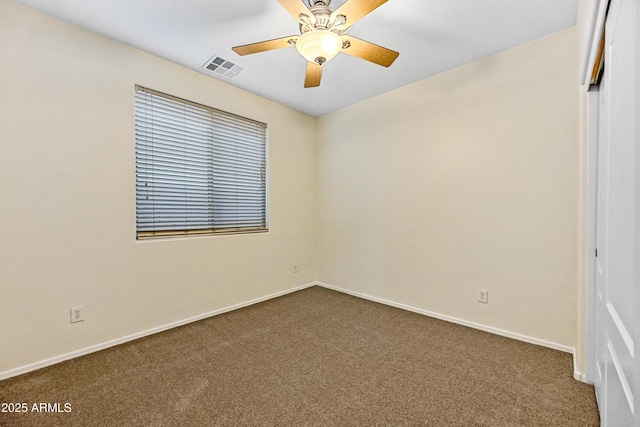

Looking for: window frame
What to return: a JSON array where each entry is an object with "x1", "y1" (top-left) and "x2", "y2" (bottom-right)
[{"x1": 134, "y1": 85, "x2": 268, "y2": 240}]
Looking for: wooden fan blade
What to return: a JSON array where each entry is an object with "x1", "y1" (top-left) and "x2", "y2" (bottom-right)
[
  {"x1": 341, "y1": 35, "x2": 399, "y2": 67},
  {"x1": 304, "y1": 61, "x2": 322, "y2": 88},
  {"x1": 278, "y1": 0, "x2": 314, "y2": 24},
  {"x1": 330, "y1": 0, "x2": 387, "y2": 29},
  {"x1": 232, "y1": 36, "x2": 298, "y2": 56}
]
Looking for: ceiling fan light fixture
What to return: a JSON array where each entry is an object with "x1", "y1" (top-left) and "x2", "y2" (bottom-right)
[
  {"x1": 295, "y1": 30, "x2": 342, "y2": 65},
  {"x1": 232, "y1": 0, "x2": 399, "y2": 88}
]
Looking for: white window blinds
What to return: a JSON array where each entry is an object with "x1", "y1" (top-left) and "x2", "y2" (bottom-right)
[{"x1": 134, "y1": 86, "x2": 267, "y2": 238}]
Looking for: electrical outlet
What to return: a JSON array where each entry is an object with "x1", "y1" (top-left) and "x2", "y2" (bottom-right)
[
  {"x1": 293, "y1": 263, "x2": 299, "y2": 273},
  {"x1": 478, "y1": 289, "x2": 488, "y2": 304},
  {"x1": 70, "y1": 306, "x2": 85, "y2": 323}
]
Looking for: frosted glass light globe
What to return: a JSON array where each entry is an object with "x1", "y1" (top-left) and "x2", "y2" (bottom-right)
[{"x1": 296, "y1": 30, "x2": 342, "y2": 65}]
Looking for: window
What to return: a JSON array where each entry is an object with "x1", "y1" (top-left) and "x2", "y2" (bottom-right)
[{"x1": 134, "y1": 86, "x2": 267, "y2": 239}]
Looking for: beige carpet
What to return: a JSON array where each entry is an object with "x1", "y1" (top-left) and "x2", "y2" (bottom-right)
[{"x1": 0, "y1": 286, "x2": 599, "y2": 426}]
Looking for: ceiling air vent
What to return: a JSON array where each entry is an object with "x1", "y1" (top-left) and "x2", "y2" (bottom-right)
[{"x1": 202, "y1": 55, "x2": 244, "y2": 79}]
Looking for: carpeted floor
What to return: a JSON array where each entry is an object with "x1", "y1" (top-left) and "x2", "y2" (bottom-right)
[{"x1": 0, "y1": 286, "x2": 599, "y2": 426}]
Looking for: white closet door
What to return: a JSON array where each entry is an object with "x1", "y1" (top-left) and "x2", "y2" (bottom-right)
[{"x1": 593, "y1": 0, "x2": 639, "y2": 424}]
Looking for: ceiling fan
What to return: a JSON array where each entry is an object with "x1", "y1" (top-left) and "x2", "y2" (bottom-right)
[{"x1": 232, "y1": 0, "x2": 399, "y2": 88}]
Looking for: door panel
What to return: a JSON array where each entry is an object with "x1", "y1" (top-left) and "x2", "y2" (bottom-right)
[{"x1": 592, "y1": 0, "x2": 638, "y2": 425}]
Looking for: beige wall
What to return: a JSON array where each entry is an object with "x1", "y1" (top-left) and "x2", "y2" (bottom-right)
[
  {"x1": 1, "y1": 0, "x2": 585, "y2": 378},
  {"x1": 0, "y1": 0, "x2": 317, "y2": 374},
  {"x1": 317, "y1": 28, "x2": 581, "y2": 350}
]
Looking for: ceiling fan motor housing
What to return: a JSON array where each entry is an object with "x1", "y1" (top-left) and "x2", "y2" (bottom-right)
[
  {"x1": 309, "y1": 0, "x2": 331, "y2": 7},
  {"x1": 307, "y1": 3, "x2": 333, "y2": 30}
]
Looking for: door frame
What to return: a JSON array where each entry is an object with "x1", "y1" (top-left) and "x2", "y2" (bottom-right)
[
  {"x1": 585, "y1": 87, "x2": 599, "y2": 385},
  {"x1": 583, "y1": 0, "x2": 610, "y2": 387}
]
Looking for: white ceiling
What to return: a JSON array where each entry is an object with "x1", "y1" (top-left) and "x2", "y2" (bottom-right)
[{"x1": 13, "y1": 0, "x2": 577, "y2": 116}]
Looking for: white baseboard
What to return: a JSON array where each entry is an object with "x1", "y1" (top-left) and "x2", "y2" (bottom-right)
[
  {"x1": 573, "y1": 350, "x2": 587, "y2": 383},
  {"x1": 0, "y1": 282, "x2": 316, "y2": 381},
  {"x1": 2, "y1": 281, "x2": 584, "y2": 383},
  {"x1": 574, "y1": 371, "x2": 587, "y2": 382},
  {"x1": 316, "y1": 282, "x2": 576, "y2": 355}
]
